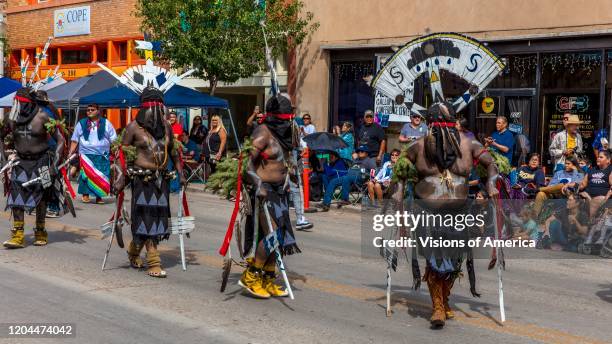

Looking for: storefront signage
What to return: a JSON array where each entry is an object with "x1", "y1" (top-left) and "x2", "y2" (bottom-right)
[
  {"x1": 54, "y1": 6, "x2": 91, "y2": 38},
  {"x1": 544, "y1": 93, "x2": 597, "y2": 161},
  {"x1": 481, "y1": 97, "x2": 495, "y2": 114},
  {"x1": 555, "y1": 95, "x2": 589, "y2": 113},
  {"x1": 374, "y1": 54, "x2": 409, "y2": 123},
  {"x1": 476, "y1": 95, "x2": 500, "y2": 118}
]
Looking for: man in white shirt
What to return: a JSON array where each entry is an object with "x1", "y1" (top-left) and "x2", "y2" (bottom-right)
[{"x1": 68, "y1": 104, "x2": 117, "y2": 204}]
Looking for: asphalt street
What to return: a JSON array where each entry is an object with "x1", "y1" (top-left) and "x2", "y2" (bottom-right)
[{"x1": 0, "y1": 189, "x2": 610, "y2": 344}]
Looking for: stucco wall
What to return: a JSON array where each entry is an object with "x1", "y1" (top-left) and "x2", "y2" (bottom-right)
[{"x1": 296, "y1": 0, "x2": 612, "y2": 130}]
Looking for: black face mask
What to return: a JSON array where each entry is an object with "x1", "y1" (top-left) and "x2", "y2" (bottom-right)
[
  {"x1": 137, "y1": 87, "x2": 167, "y2": 140},
  {"x1": 264, "y1": 115, "x2": 294, "y2": 151},
  {"x1": 136, "y1": 106, "x2": 166, "y2": 140},
  {"x1": 10, "y1": 87, "x2": 39, "y2": 125}
]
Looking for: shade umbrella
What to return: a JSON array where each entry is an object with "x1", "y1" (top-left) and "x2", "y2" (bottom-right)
[{"x1": 303, "y1": 132, "x2": 348, "y2": 151}]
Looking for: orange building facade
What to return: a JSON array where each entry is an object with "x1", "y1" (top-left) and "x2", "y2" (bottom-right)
[{"x1": 6, "y1": 0, "x2": 146, "y2": 129}]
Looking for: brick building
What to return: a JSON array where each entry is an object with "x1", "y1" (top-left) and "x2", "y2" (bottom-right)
[{"x1": 5, "y1": 0, "x2": 146, "y2": 128}]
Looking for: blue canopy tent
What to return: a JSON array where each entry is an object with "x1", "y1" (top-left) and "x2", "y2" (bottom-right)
[
  {"x1": 78, "y1": 83, "x2": 229, "y2": 108},
  {"x1": 0, "y1": 77, "x2": 22, "y2": 98},
  {"x1": 79, "y1": 83, "x2": 239, "y2": 150}
]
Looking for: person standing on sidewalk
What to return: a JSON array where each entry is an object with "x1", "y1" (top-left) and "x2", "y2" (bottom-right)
[
  {"x1": 68, "y1": 104, "x2": 117, "y2": 204},
  {"x1": 290, "y1": 149, "x2": 313, "y2": 231},
  {"x1": 357, "y1": 110, "x2": 386, "y2": 166}
]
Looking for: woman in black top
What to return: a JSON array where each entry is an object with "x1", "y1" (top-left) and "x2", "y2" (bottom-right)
[
  {"x1": 203, "y1": 114, "x2": 227, "y2": 174},
  {"x1": 578, "y1": 150, "x2": 611, "y2": 219},
  {"x1": 189, "y1": 116, "x2": 208, "y2": 145},
  {"x1": 511, "y1": 153, "x2": 546, "y2": 199}
]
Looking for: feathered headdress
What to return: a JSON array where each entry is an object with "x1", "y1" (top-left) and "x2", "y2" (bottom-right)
[{"x1": 97, "y1": 59, "x2": 195, "y2": 95}]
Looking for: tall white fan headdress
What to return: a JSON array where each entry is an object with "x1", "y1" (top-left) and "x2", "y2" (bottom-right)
[
  {"x1": 97, "y1": 59, "x2": 195, "y2": 95},
  {"x1": 372, "y1": 33, "x2": 505, "y2": 115}
]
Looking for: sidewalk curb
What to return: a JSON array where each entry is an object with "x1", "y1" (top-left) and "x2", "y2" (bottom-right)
[{"x1": 185, "y1": 184, "x2": 366, "y2": 214}]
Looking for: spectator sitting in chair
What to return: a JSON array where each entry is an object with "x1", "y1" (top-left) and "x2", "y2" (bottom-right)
[
  {"x1": 510, "y1": 153, "x2": 545, "y2": 199},
  {"x1": 534, "y1": 157, "x2": 583, "y2": 215},
  {"x1": 569, "y1": 150, "x2": 612, "y2": 219},
  {"x1": 484, "y1": 116, "x2": 515, "y2": 164},
  {"x1": 320, "y1": 151, "x2": 348, "y2": 194},
  {"x1": 367, "y1": 149, "x2": 399, "y2": 208},
  {"x1": 317, "y1": 145, "x2": 376, "y2": 212},
  {"x1": 180, "y1": 134, "x2": 202, "y2": 162},
  {"x1": 578, "y1": 156, "x2": 591, "y2": 174}
]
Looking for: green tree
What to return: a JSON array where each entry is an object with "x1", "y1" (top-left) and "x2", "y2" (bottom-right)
[{"x1": 135, "y1": 0, "x2": 318, "y2": 95}]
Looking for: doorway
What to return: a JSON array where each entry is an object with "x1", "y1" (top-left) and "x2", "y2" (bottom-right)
[{"x1": 471, "y1": 89, "x2": 537, "y2": 156}]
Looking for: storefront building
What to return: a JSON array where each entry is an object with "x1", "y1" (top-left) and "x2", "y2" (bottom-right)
[
  {"x1": 6, "y1": 0, "x2": 146, "y2": 129},
  {"x1": 295, "y1": 0, "x2": 612, "y2": 166}
]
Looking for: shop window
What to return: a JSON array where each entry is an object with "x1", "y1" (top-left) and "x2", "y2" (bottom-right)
[
  {"x1": 48, "y1": 48, "x2": 58, "y2": 65},
  {"x1": 330, "y1": 61, "x2": 374, "y2": 128},
  {"x1": 95, "y1": 43, "x2": 108, "y2": 62},
  {"x1": 540, "y1": 51, "x2": 602, "y2": 165},
  {"x1": 61, "y1": 49, "x2": 91, "y2": 64},
  {"x1": 541, "y1": 52, "x2": 601, "y2": 90},
  {"x1": 117, "y1": 42, "x2": 128, "y2": 61},
  {"x1": 489, "y1": 54, "x2": 537, "y2": 88}
]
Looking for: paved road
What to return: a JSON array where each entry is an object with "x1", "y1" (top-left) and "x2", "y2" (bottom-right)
[{"x1": 0, "y1": 190, "x2": 610, "y2": 344}]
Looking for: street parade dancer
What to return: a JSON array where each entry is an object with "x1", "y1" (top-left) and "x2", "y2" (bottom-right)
[
  {"x1": 370, "y1": 33, "x2": 506, "y2": 327},
  {"x1": 111, "y1": 86, "x2": 185, "y2": 278},
  {"x1": 237, "y1": 93, "x2": 301, "y2": 298},
  {"x1": 403, "y1": 102, "x2": 499, "y2": 327},
  {"x1": 0, "y1": 86, "x2": 67, "y2": 248}
]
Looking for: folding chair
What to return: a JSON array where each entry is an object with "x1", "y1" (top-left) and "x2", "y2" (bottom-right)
[{"x1": 184, "y1": 155, "x2": 206, "y2": 184}]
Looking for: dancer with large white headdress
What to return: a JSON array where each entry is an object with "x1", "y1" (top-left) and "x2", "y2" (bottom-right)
[
  {"x1": 102, "y1": 57, "x2": 193, "y2": 278},
  {"x1": 372, "y1": 33, "x2": 507, "y2": 327}
]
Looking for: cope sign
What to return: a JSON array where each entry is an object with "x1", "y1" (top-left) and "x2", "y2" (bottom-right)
[{"x1": 54, "y1": 6, "x2": 91, "y2": 38}]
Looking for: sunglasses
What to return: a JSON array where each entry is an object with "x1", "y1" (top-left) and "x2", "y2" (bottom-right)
[
  {"x1": 391, "y1": 153, "x2": 400, "y2": 157},
  {"x1": 87, "y1": 108, "x2": 97, "y2": 112},
  {"x1": 303, "y1": 117, "x2": 311, "y2": 120}
]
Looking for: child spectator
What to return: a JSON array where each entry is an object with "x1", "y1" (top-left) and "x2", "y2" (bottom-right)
[{"x1": 367, "y1": 149, "x2": 399, "y2": 206}]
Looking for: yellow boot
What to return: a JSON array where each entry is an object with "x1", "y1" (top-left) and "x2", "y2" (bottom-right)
[
  {"x1": 262, "y1": 264, "x2": 289, "y2": 297},
  {"x1": 3, "y1": 229, "x2": 25, "y2": 249},
  {"x1": 33, "y1": 230, "x2": 48, "y2": 246},
  {"x1": 127, "y1": 241, "x2": 144, "y2": 268},
  {"x1": 238, "y1": 266, "x2": 270, "y2": 299}
]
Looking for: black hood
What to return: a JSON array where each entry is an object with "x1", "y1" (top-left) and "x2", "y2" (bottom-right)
[
  {"x1": 264, "y1": 94, "x2": 295, "y2": 151},
  {"x1": 136, "y1": 87, "x2": 166, "y2": 140},
  {"x1": 11, "y1": 87, "x2": 39, "y2": 125}
]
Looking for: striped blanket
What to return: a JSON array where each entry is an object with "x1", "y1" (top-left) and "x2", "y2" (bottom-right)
[{"x1": 78, "y1": 154, "x2": 111, "y2": 198}]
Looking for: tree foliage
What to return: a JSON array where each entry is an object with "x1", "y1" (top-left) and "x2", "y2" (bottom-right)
[{"x1": 135, "y1": 0, "x2": 318, "y2": 94}]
